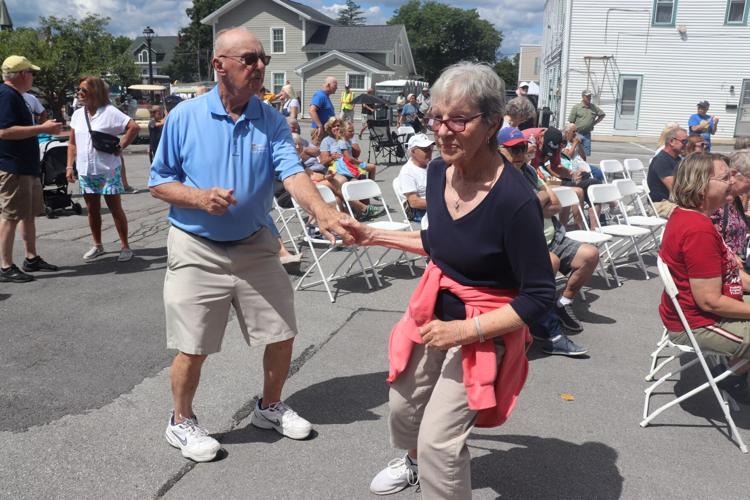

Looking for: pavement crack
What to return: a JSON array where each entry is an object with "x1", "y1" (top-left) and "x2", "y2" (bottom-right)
[{"x1": 152, "y1": 306, "x2": 402, "y2": 498}]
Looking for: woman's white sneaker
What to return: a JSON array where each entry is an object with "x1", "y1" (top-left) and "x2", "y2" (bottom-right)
[
  {"x1": 250, "y1": 399, "x2": 312, "y2": 440},
  {"x1": 164, "y1": 412, "x2": 220, "y2": 462},
  {"x1": 370, "y1": 454, "x2": 419, "y2": 495}
]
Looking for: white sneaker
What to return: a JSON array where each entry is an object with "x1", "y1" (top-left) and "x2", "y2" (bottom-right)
[
  {"x1": 250, "y1": 399, "x2": 312, "y2": 440},
  {"x1": 83, "y1": 246, "x2": 104, "y2": 261},
  {"x1": 164, "y1": 413, "x2": 220, "y2": 462},
  {"x1": 117, "y1": 248, "x2": 134, "y2": 262},
  {"x1": 370, "y1": 454, "x2": 419, "y2": 495}
]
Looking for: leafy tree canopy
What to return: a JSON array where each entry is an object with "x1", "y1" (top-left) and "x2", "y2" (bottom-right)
[
  {"x1": 0, "y1": 15, "x2": 137, "y2": 120},
  {"x1": 388, "y1": 0, "x2": 502, "y2": 82},
  {"x1": 337, "y1": 0, "x2": 367, "y2": 26},
  {"x1": 494, "y1": 53, "x2": 519, "y2": 89},
  {"x1": 166, "y1": 0, "x2": 230, "y2": 82}
]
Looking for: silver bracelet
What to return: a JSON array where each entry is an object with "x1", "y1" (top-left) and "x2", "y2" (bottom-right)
[{"x1": 473, "y1": 316, "x2": 486, "y2": 343}]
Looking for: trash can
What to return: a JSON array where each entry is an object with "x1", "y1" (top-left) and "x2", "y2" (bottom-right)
[{"x1": 539, "y1": 106, "x2": 552, "y2": 128}]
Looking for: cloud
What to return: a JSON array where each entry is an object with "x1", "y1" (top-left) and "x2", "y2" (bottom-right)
[{"x1": 320, "y1": 3, "x2": 346, "y2": 16}]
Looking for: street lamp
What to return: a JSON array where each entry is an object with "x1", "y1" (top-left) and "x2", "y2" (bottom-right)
[{"x1": 143, "y1": 26, "x2": 155, "y2": 101}]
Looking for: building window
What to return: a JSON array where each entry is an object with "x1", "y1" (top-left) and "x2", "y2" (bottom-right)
[
  {"x1": 271, "y1": 28, "x2": 285, "y2": 54},
  {"x1": 726, "y1": 0, "x2": 749, "y2": 24},
  {"x1": 652, "y1": 0, "x2": 677, "y2": 26},
  {"x1": 534, "y1": 57, "x2": 540, "y2": 77},
  {"x1": 347, "y1": 73, "x2": 366, "y2": 91},
  {"x1": 272, "y1": 72, "x2": 286, "y2": 95},
  {"x1": 138, "y1": 49, "x2": 148, "y2": 63}
]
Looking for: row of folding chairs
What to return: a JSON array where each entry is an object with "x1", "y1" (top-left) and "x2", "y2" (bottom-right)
[
  {"x1": 281, "y1": 179, "x2": 417, "y2": 303},
  {"x1": 598, "y1": 158, "x2": 749, "y2": 453}
]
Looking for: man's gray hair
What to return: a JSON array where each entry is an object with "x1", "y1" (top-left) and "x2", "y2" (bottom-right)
[
  {"x1": 734, "y1": 136, "x2": 750, "y2": 150},
  {"x1": 665, "y1": 126, "x2": 686, "y2": 143},
  {"x1": 505, "y1": 96, "x2": 536, "y2": 124},
  {"x1": 430, "y1": 62, "x2": 505, "y2": 147},
  {"x1": 214, "y1": 27, "x2": 252, "y2": 52},
  {"x1": 1, "y1": 69, "x2": 18, "y2": 81}
]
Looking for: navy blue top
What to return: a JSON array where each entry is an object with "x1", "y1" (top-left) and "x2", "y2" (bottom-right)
[
  {"x1": 421, "y1": 158, "x2": 555, "y2": 323},
  {"x1": 0, "y1": 84, "x2": 40, "y2": 175},
  {"x1": 647, "y1": 150, "x2": 680, "y2": 203}
]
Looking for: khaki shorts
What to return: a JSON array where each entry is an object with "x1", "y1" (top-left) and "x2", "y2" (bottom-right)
[
  {"x1": 653, "y1": 200, "x2": 677, "y2": 219},
  {"x1": 164, "y1": 226, "x2": 297, "y2": 355},
  {"x1": 670, "y1": 321, "x2": 750, "y2": 360},
  {"x1": 0, "y1": 171, "x2": 44, "y2": 220}
]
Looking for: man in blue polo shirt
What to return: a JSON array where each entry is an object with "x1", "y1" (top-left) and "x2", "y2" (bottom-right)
[
  {"x1": 149, "y1": 27, "x2": 355, "y2": 463},
  {"x1": 308, "y1": 76, "x2": 337, "y2": 144},
  {"x1": 0, "y1": 55, "x2": 61, "y2": 283}
]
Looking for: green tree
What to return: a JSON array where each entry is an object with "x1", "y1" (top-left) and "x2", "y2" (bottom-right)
[
  {"x1": 166, "y1": 0, "x2": 230, "y2": 82},
  {"x1": 493, "y1": 53, "x2": 519, "y2": 89},
  {"x1": 0, "y1": 15, "x2": 137, "y2": 120},
  {"x1": 337, "y1": 0, "x2": 367, "y2": 26},
  {"x1": 388, "y1": 0, "x2": 502, "y2": 82}
]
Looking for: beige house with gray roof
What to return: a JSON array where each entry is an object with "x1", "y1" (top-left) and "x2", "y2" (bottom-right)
[{"x1": 201, "y1": 0, "x2": 417, "y2": 118}]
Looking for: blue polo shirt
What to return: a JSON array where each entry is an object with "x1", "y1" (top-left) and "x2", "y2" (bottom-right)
[
  {"x1": 310, "y1": 90, "x2": 334, "y2": 129},
  {"x1": 149, "y1": 88, "x2": 304, "y2": 241}
]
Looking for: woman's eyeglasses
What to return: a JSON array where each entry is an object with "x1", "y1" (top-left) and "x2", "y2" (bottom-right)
[
  {"x1": 218, "y1": 52, "x2": 271, "y2": 66},
  {"x1": 427, "y1": 113, "x2": 483, "y2": 133}
]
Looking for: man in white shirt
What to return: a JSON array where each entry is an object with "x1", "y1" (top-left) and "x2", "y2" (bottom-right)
[{"x1": 397, "y1": 133, "x2": 433, "y2": 222}]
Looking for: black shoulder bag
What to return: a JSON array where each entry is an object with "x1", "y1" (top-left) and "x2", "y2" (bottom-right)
[{"x1": 84, "y1": 110, "x2": 121, "y2": 155}]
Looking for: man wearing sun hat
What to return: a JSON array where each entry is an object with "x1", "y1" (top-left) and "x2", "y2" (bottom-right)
[
  {"x1": 0, "y1": 55, "x2": 62, "y2": 283},
  {"x1": 568, "y1": 89, "x2": 605, "y2": 156},
  {"x1": 397, "y1": 133, "x2": 434, "y2": 222}
]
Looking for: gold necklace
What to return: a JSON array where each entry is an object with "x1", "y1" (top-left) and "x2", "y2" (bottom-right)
[{"x1": 450, "y1": 165, "x2": 502, "y2": 211}]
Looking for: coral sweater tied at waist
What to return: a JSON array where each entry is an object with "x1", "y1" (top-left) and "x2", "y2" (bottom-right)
[{"x1": 387, "y1": 261, "x2": 531, "y2": 428}]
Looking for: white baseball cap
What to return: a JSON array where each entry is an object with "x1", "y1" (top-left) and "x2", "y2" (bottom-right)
[
  {"x1": 519, "y1": 81, "x2": 530, "y2": 88},
  {"x1": 407, "y1": 133, "x2": 435, "y2": 150}
]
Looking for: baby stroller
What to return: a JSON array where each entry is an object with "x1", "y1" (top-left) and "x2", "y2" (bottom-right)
[{"x1": 39, "y1": 139, "x2": 82, "y2": 218}]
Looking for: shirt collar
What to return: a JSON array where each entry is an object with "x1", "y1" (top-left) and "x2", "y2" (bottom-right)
[{"x1": 207, "y1": 86, "x2": 262, "y2": 121}]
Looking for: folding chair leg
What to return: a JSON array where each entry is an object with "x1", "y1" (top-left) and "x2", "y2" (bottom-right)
[
  {"x1": 630, "y1": 236, "x2": 650, "y2": 280},
  {"x1": 603, "y1": 242, "x2": 621, "y2": 287}
]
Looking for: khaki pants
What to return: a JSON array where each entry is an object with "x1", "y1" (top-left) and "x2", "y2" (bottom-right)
[{"x1": 389, "y1": 342, "x2": 505, "y2": 500}]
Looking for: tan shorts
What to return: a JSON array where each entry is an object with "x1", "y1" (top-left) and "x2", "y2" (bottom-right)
[
  {"x1": 164, "y1": 226, "x2": 297, "y2": 355},
  {"x1": 0, "y1": 171, "x2": 44, "y2": 220},
  {"x1": 653, "y1": 199, "x2": 677, "y2": 219}
]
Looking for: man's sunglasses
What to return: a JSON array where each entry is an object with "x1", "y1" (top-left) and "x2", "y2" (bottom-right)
[
  {"x1": 505, "y1": 143, "x2": 528, "y2": 154},
  {"x1": 218, "y1": 53, "x2": 271, "y2": 66},
  {"x1": 671, "y1": 137, "x2": 689, "y2": 145}
]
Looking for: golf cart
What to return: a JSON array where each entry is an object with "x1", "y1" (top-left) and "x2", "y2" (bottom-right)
[{"x1": 127, "y1": 84, "x2": 167, "y2": 144}]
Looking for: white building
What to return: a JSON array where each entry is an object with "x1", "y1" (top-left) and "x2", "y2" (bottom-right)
[{"x1": 540, "y1": 0, "x2": 750, "y2": 141}]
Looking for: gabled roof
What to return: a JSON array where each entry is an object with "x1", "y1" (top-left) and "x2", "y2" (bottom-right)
[
  {"x1": 303, "y1": 25, "x2": 404, "y2": 53},
  {"x1": 202, "y1": 0, "x2": 339, "y2": 26},
  {"x1": 0, "y1": 0, "x2": 12, "y2": 29},
  {"x1": 295, "y1": 50, "x2": 394, "y2": 75},
  {"x1": 127, "y1": 36, "x2": 179, "y2": 66}
]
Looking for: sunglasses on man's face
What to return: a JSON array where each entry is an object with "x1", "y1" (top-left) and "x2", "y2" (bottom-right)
[
  {"x1": 672, "y1": 137, "x2": 688, "y2": 145},
  {"x1": 506, "y1": 143, "x2": 528, "y2": 154},
  {"x1": 219, "y1": 52, "x2": 271, "y2": 67}
]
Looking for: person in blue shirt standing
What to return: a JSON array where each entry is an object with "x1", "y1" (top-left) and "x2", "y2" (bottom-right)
[
  {"x1": 308, "y1": 76, "x2": 337, "y2": 144},
  {"x1": 149, "y1": 27, "x2": 356, "y2": 463},
  {"x1": 688, "y1": 100, "x2": 719, "y2": 152}
]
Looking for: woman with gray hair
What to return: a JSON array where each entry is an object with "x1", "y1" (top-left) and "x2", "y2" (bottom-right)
[
  {"x1": 503, "y1": 95, "x2": 536, "y2": 130},
  {"x1": 711, "y1": 150, "x2": 750, "y2": 261},
  {"x1": 351, "y1": 62, "x2": 555, "y2": 498},
  {"x1": 659, "y1": 152, "x2": 750, "y2": 403}
]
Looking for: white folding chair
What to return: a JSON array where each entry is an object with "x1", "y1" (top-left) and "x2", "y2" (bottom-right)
[
  {"x1": 641, "y1": 257, "x2": 749, "y2": 453},
  {"x1": 588, "y1": 184, "x2": 652, "y2": 280},
  {"x1": 613, "y1": 179, "x2": 666, "y2": 251},
  {"x1": 623, "y1": 158, "x2": 647, "y2": 188},
  {"x1": 552, "y1": 186, "x2": 620, "y2": 287},
  {"x1": 272, "y1": 197, "x2": 299, "y2": 254},
  {"x1": 392, "y1": 177, "x2": 416, "y2": 229},
  {"x1": 292, "y1": 184, "x2": 379, "y2": 303},
  {"x1": 342, "y1": 179, "x2": 416, "y2": 276},
  {"x1": 598, "y1": 159, "x2": 627, "y2": 183}
]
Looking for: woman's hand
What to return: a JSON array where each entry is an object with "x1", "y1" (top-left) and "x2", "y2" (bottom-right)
[
  {"x1": 419, "y1": 319, "x2": 475, "y2": 350},
  {"x1": 65, "y1": 168, "x2": 76, "y2": 184}
]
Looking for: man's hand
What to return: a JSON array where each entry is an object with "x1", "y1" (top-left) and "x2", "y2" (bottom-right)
[
  {"x1": 715, "y1": 116, "x2": 721, "y2": 123},
  {"x1": 419, "y1": 319, "x2": 474, "y2": 350},
  {"x1": 571, "y1": 170, "x2": 583, "y2": 182},
  {"x1": 313, "y1": 204, "x2": 357, "y2": 245},
  {"x1": 199, "y1": 187, "x2": 237, "y2": 215},
  {"x1": 40, "y1": 119, "x2": 62, "y2": 135}
]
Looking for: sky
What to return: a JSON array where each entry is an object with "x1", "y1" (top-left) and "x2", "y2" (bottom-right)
[{"x1": 5, "y1": 0, "x2": 544, "y2": 58}]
